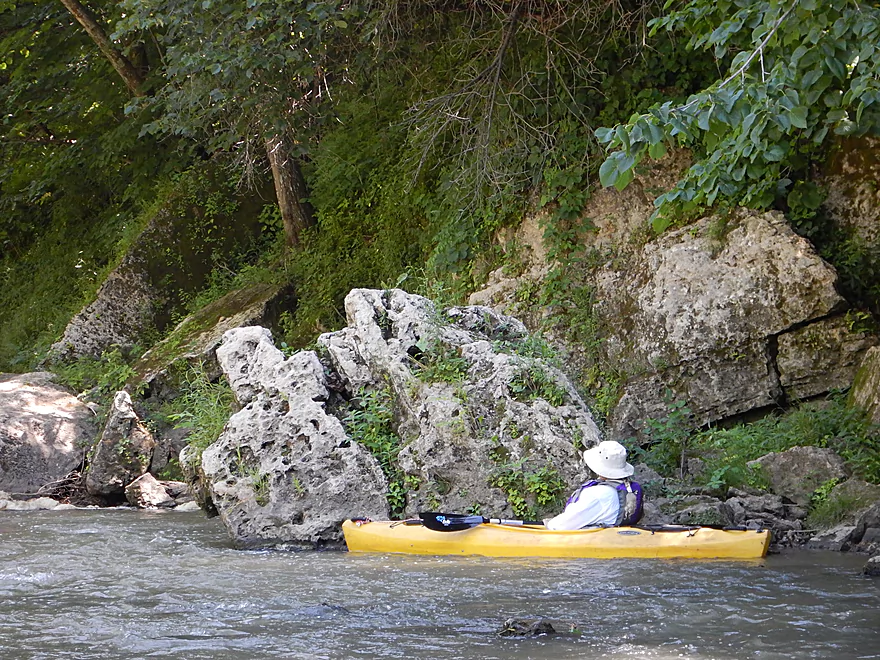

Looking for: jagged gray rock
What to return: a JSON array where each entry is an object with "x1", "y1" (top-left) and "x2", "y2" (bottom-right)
[
  {"x1": 808, "y1": 525, "x2": 858, "y2": 552},
  {"x1": 201, "y1": 327, "x2": 390, "y2": 548},
  {"x1": 199, "y1": 289, "x2": 602, "y2": 548},
  {"x1": 318, "y1": 289, "x2": 601, "y2": 518},
  {"x1": 0, "y1": 372, "x2": 94, "y2": 494},
  {"x1": 852, "y1": 501, "x2": 880, "y2": 554},
  {"x1": 85, "y1": 391, "x2": 157, "y2": 498}
]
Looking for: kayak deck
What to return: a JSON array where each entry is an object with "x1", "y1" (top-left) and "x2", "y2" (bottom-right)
[{"x1": 342, "y1": 519, "x2": 770, "y2": 559}]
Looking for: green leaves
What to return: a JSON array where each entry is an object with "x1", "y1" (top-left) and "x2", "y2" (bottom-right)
[
  {"x1": 598, "y1": 150, "x2": 637, "y2": 190},
  {"x1": 113, "y1": 0, "x2": 358, "y2": 154},
  {"x1": 595, "y1": 0, "x2": 880, "y2": 230}
]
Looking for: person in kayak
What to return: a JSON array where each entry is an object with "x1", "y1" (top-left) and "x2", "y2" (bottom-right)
[{"x1": 543, "y1": 440, "x2": 643, "y2": 530}]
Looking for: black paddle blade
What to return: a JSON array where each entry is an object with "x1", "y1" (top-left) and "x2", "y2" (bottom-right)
[{"x1": 418, "y1": 512, "x2": 486, "y2": 532}]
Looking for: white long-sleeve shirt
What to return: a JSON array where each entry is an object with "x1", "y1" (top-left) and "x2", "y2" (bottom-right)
[{"x1": 544, "y1": 483, "x2": 620, "y2": 530}]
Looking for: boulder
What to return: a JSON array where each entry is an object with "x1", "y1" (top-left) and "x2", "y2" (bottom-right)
[
  {"x1": 0, "y1": 496, "x2": 63, "y2": 511},
  {"x1": 200, "y1": 289, "x2": 603, "y2": 548},
  {"x1": 632, "y1": 463, "x2": 665, "y2": 498},
  {"x1": 865, "y1": 555, "x2": 880, "y2": 577},
  {"x1": 776, "y1": 315, "x2": 876, "y2": 400},
  {"x1": 498, "y1": 618, "x2": 556, "y2": 637},
  {"x1": 748, "y1": 446, "x2": 848, "y2": 507},
  {"x1": 201, "y1": 328, "x2": 390, "y2": 548},
  {"x1": 85, "y1": 391, "x2": 157, "y2": 499},
  {"x1": 852, "y1": 501, "x2": 880, "y2": 552},
  {"x1": 723, "y1": 492, "x2": 805, "y2": 540},
  {"x1": 125, "y1": 473, "x2": 176, "y2": 508},
  {"x1": 638, "y1": 500, "x2": 671, "y2": 526},
  {"x1": 655, "y1": 495, "x2": 731, "y2": 527},
  {"x1": 0, "y1": 372, "x2": 94, "y2": 494},
  {"x1": 724, "y1": 492, "x2": 789, "y2": 524},
  {"x1": 596, "y1": 210, "x2": 848, "y2": 439},
  {"x1": 671, "y1": 500, "x2": 731, "y2": 527},
  {"x1": 807, "y1": 525, "x2": 857, "y2": 552}
]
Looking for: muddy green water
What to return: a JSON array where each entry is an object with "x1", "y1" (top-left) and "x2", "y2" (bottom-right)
[{"x1": 1, "y1": 509, "x2": 878, "y2": 659}]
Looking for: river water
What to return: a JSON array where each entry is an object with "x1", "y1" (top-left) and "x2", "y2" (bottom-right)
[{"x1": 1, "y1": 509, "x2": 878, "y2": 660}]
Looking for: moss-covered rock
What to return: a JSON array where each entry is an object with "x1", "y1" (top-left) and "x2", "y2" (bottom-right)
[
  {"x1": 849, "y1": 346, "x2": 880, "y2": 424},
  {"x1": 133, "y1": 281, "x2": 294, "y2": 388}
]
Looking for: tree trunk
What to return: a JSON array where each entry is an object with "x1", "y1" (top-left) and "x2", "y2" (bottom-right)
[
  {"x1": 265, "y1": 134, "x2": 315, "y2": 249},
  {"x1": 59, "y1": 0, "x2": 146, "y2": 97}
]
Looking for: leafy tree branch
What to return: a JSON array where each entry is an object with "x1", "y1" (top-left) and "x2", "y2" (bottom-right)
[{"x1": 596, "y1": 0, "x2": 880, "y2": 233}]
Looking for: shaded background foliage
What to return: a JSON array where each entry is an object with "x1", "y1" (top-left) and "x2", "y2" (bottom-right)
[{"x1": 3, "y1": 0, "x2": 710, "y2": 366}]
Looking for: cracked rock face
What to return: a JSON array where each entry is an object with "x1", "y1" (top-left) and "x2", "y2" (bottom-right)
[{"x1": 597, "y1": 211, "x2": 873, "y2": 438}]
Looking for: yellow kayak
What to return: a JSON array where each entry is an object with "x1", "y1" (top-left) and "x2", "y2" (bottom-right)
[{"x1": 342, "y1": 519, "x2": 771, "y2": 559}]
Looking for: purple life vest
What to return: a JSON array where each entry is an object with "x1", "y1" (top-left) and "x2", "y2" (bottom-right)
[{"x1": 566, "y1": 479, "x2": 644, "y2": 526}]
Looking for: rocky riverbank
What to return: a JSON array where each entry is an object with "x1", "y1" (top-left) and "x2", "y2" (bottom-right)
[{"x1": 2, "y1": 289, "x2": 879, "y2": 574}]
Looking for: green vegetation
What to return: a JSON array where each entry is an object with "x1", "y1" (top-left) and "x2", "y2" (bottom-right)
[
  {"x1": 489, "y1": 458, "x2": 566, "y2": 519},
  {"x1": 342, "y1": 386, "x2": 407, "y2": 518},
  {"x1": 493, "y1": 334, "x2": 559, "y2": 364},
  {"x1": 408, "y1": 337, "x2": 470, "y2": 385},
  {"x1": 805, "y1": 477, "x2": 870, "y2": 529},
  {"x1": 1, "y1": 0, "x2": 723, "y2": 372},
  {"x1": 790, "y1": 207, "x2": 880, "y2": 317},
  {"x1": 4, "y1": 2, "x2": 877, "y2": 376},
  {"x1": 508, "y1": 362, "x2": 569, "y2": 407},
  {"x1": 54, "y1": 345, "x2": 142, "y2": 407},
  {"x1": 161, "y1": 363, "x2": 236, "y2": 465},
  {"x1": 598, "y1": 1, "x2": 880, "y2": 232},
  {"x1": 3, "y1": 2, "x2": 880, "y2": 531},
  {"x1": 638, "y1": 392, "x2": 880, "y2": 488}
]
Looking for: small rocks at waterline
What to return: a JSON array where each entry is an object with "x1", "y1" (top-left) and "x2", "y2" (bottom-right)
[{"x1": 0, "y1": 491, "x2": 72, "y2": 511}]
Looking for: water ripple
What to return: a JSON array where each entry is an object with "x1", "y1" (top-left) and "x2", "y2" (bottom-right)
[{"x1": 1, "y1": 511, "x2": 878, "y2": 659}]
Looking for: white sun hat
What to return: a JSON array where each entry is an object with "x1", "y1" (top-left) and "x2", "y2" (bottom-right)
[{"x1": 582, "y1": 440, "x2": 634, "y2": 479}]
